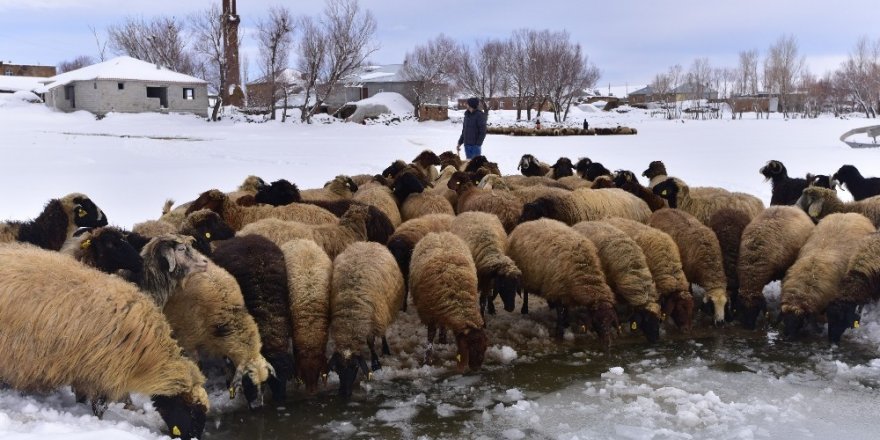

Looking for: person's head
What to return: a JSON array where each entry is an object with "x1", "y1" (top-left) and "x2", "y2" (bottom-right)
[{"x1": 466, "y1": 97, "x2": 479, "y2": 111}]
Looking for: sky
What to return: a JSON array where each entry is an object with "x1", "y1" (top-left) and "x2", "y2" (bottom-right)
[{"x1": 1, "y1": 0, "x2": 878, "y2": 90}]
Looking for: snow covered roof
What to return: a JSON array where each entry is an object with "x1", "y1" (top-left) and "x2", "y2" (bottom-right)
[
  {"x1": 0, "y1": 75, "x2": 44, "y2": 93},
  {"x1": 356, "y1": 64, "x2": 405, "y2": 83},
  {"x1": 249, "y1": 68, "x2": 303, "y2": 86},
  {"x1": 629, "y1": 85, "x2": 655, "y2": 95},
  {"x1": 37, "y1": 56, "x2": 207, "y2": 92}
]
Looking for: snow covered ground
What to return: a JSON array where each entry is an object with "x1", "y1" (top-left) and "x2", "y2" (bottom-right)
[{"x1": 2, "y1": 94, "x2": 880, "y2": 439}]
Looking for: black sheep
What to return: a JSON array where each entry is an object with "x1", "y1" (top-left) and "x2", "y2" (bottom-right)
[
  {"x1": 832, "y1": 165, "x2": 880, "y2": 201},
  {"x1": 212, "y1": 235, "x2": 293, "y2": 404},
  {"x1": 585, "y1": 162, "x2": 612, "y2": 181},
  {"x1": 2, "y1": 193, "x2": 108, "y2": 250},
  {"x1": 549, "y1": 157, "x2": 575, "y2": 179},
  {"x1": 575, "y1": 157, "x2": 593, "y2": 178},
  {"x1": 759, "y1": 160, "x2": 808, "y2": 205},
  {"x1": 518, "y1": 154, "x2": 549, "y2": 177},
  {"x1": 67, "y1": 227, "x2": 144, "y2": 275},
  {"x1": 438, "y1": 150, "x2": 463, "y2": 171},
  {"x1": 613, "y1": 170, "x2": 666, "y2": 211},
  {"x1": 255, "y1": 179, "x2": 301, "y2": 206},
  {"x1": 178, "y1": 210, "x2": 235, "y2": 256},
  {"x1": 807, "y1": 173, "x2": 834, "y2": 189}
]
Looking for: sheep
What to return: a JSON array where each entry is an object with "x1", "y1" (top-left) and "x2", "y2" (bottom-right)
[
  {"x1": 507, "y1": 219, "x2": 618, "y2": 347},
  {"x1": 254, "y1": 178, "x2": 301, "y2": 206},
  {"x1": 604, "y1": 217, "x2": 694, "y2": 331},
  {"x1": 439, "y1": 150, "x2": 463, "y2": 171},
  {"x1": 779, "y1": 213, "x2": 875, "y2": 340},
  {"x1": 642, "y1": 160, "x2": 668, "y2": 188},
  {"x1": 519, "y1": 188, "x2": 651, "y2": 225},
  {"x1": 832, "y1": 164, "x2": 880, "y2": 201},
  {"x1": 238, "y1": 204, "x2": 371, "y2": 259},
  {"x1": 211, "y1": 235, "x2": 293, "y2": 403},
  {"x1": 502, "y1": 174, "x2": 569, "y2": 189},
  {"x1": 329, "y1": 242, "x2": 404, "y2": 397},
  {"x1": 653, "y1": 177, "x2": 764, "y2": 225},
  {"x1": 300, "y1": 175, "x2": 358, "y2": 201},
  {"x1": 409, "y1": 232, "x2": 488, "y2": 370},
  {"x1": 280, "y1": 239, "x2": 333, "y2": 394},
  {"x1": 827, "y1": 232, "x2": 880, "y2": 343},
  {"x1": 477, "y1": 173, "x2": 510, "y2": 190},
  {"x1": 591, "y1": 175, "x2": 616, "y2": 189},
  {"x1": 186, "y1": 189, "x2": 338, "y2": 230},
  {"x1": 393, "y1": 171, "x2": 456, "y2": 221},
  {"x1": 575, "y1": 157, "x2": 593, "y2": 179},
  {"x1": 736, "y1": 206, "x2": 815, "y2": 329},
  {"x1": 60, "y1": 227, "x2": 144, "y2": 276},
  {"x1": 547, "y1": 157, "x2": 575, "y2": 179},
  {"x1": 584, "y1": 162, "x2": 612, "y2": 181},
  {"x1": 796, "y1": 186, "x2": 880, "y2": 227},
  {"x1": 412, "y1": 149, "x2": 442, "y2": 182},
  {"x1": 518, "y1": 154, "x2": 551, "y2": 177},
  {"x1": 386, "y1": 214, "x2": 455, "y2": 310},
  {"x1": 227, "y1": 175, "x2": 268, "y2": 203},
  {"x1": 760, "y1": 160, "x2": 809, "y2": 205},
  {"x1": 450, "y1": 212, "x2": 522, "y2": 316},
  {"x1": 132, "y1": 209, "x2": 234, "y2": 257},
  {"x1": 382, "y1": 159, "x2": 431, "y2": 186},
  {"x1": 807, "y1": 173, "x2": 834, "y2": 189},
  {"x1": 572, "y1": 221, "x2": 662, "y2": 343},
  {"x1": 707, "y1": 208, "x2": 752, "y2": 316},
  {"x1": 431, "y1": 165, "x2": 461, "y2": 206},
  {"x1": 463, "y1": 155, "x2": 501, "y2": 176},
  {"x1": 648, "y1": 208, "x2": 728, "y2": 324},
  {"x1": 135, "y1": 234, "x2": 210, "y2": 308},
  {"x1": 613, "y1": 170, "x2": 666, "y2": 211},
  {"x1": 557, "y1": 175, "x2": 593, "y2": 190},
  {"x1": 160, "y1": 176, "x2": 267, "y2": 227},
  {"x1": 447, "y1": 171, "x2": 522, "y2": 233},
  {"x1": 0, "y1": 243, "x2": 210, "y2": 440},
  {"x1": 353, "y1": 182, "x2": 402, "y2": 227},
  {"x1": 0, "y1": 193, "x2": 108, "y2": 250}
]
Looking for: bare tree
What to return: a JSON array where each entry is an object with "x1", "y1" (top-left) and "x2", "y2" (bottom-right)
[
  {"x1": 540, "y1": 32, "x2": 600, "y2": 122},
  {"x1": 734, "y1": 49, "x2": 761, "y2": 118},
  {"x1": 837, "y1": 36, "x2": 880, "y2": 118},
  {"x1": 255, "y1": 5, "x2": 294, "y2": 120},
  {"x1": 189, "y1": 3, "x2": 227, "y2": 120},
  {"x1": 305, "y1": 0, "x2": 378, "y2": 121},
  {"x1": 686, "y1": 57, "x2": 712, "y2": 119},
  {"x1": 400, "y1": 34, "x2": 461, "y2": 119},
  {"x1": 107, "y1": 16, "x2": 197, "y2": 75},
  {"x1": 650, "y1": 72, "x2": 673, "y2": 119},
  {"x1": 88, "y1": 25, "x2": 108, "y2": 62},
  {"x1": 58, "y1": 55, "x2": 96, "y2": 73},
  {"x1": 503, "y1": 29, "x2": 535, "y2": 120},
  {"x1": 765, "y1": 34, "x2": 805, "y2": 118},
  {"x1": 667, "y1": 64, "x2": 683, "y2": 119},
  {"x1": 454, "y1": 38, "x2": 507, "y2": 114},
  {"x1": 295, "y1": 15, "x2": 327, "y2": 123}
]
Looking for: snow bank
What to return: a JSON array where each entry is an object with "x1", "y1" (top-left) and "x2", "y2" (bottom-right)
[{"x1": 346, "y1": 92, "x2": 414, "y2": 123}]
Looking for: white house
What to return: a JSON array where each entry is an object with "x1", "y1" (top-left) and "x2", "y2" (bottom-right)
[{"x1": 38, "y1": 56, "x2": 208, "y2": 117}]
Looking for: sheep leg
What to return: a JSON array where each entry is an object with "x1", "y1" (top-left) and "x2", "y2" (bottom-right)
[
  {"x1": 424, "y1": 325, "x2": 437, "y2": 365},
  {"x1": 487, "y1": 290, "x2": 497, "y2": 315},
  {"x1": 554, "y1": 306, "x2": 567, "y2": 340},
  {"x1": 91, "y1": 396, "x2": 108, "y2": 419},
  {"x1": 521, "y1": 290, "x2": 529, "y2": 314},
  {"x1": 381, "y1": 336, "x2": 391, "y2": 356},
  {"x1": 367, "y1": 337, "x2": 381, "y2": 371},
  {"x1": 438, "y1": 326, "x2": 448, "y2": 345},
  {"x1": 479, "y1": 292, "x2": 488, "y2": 318}
]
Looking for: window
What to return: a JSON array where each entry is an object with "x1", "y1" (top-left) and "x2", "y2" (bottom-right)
[
  {"x1": 118, "y1": 82, "x2": 124, "y2": 90},
  {"x1": 4, "y1": 69, "x2": 11, "y2": 76},
  {"x1": 93, "y1": 82, "x2": 97, "y2": 89},
  {"x1": 183, "y1": 88, "x2": 194, "y2": 100}
]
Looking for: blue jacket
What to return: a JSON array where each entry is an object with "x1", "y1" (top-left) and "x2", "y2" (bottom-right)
[{"x1": 458, "y1": 109, "x2": 487, "y2": 146}]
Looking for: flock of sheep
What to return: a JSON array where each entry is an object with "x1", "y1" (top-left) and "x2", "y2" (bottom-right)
[{"x1": 2, "y1": 150, "x2": 880, "y2": 440}]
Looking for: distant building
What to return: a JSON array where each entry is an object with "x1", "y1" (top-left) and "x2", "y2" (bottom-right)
[
  {"x1": 245, "y1": 69, "x2": 303, "y2": 109},
  {"x1": 324, "y1": 64, "x2": 448, "y2": 120},
  {"x1": 455, "y1": 97, "x2": 553, "y2": 112},
  {"x1": 1, "y1": 62, "x2": 56, "y2": 78},
  {"x1": 38, "y1": 56, "x2": 208, "y2": 117},
  {"x1": 627, "y1": 85, "x2": 658, "y2": 105},
  {"x1": 627, "y1": 83, "x2": 718, "y2": 104}
]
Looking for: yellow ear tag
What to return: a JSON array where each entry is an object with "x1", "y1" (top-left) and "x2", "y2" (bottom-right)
[
  {"x1": 367, "y1": 372, "x2": 373, "y2": 381},
  {"x1": 661, "y1": 313, "x2": 667, "y2": 320},
  {"x1": 631, "y1": 322, "x2": 638, "y2": 331},
  {"x1": 77, "y1": 209, "x2": 87, "y2": 218},
  {"x1": 660, "y1": 190, "x2": 668, "y2": 197},
  {"x1": 81, "y1": 239, "x2": 91, "y2": 250},
  {"x1": 228, "y1": 387, "x2": 236, "y2": 399},
  {"x1": 854, "y1": 321, "x2": 860, "y2": 329},
  {"x1": 205, "y1": 232, "x2": 211, "y2": 239},
  {"x1": 172, "y1": 426, "x2": 181, "y2": 437},
  {"x1": 580, "y1": 325, "x2": 587, "y2": 333}
]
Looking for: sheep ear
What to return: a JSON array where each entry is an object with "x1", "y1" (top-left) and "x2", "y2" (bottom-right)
[
  {"x1": 807, "y1": 200, "x2": 823, "y2": 218},
  {"x1": 161, "y1": 244, "x2": 177, "y2": 273}
]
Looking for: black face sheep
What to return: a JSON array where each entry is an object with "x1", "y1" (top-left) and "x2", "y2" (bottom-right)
[
  {"x1": 827, "y1": 232, "x2": 880, "y2": 344},
  {"x1": 653, "y1": 177, "x2": 764, "y2": 226},
  {"x1": 736, "y1": 206, "x2": 815, "y2": 330},
  {"x1": 649, "y1": 208, "x2": 728, "y2": 325},
  {"x1": 60, "y1": 226, "x2": 144, "y2": 276},
  {"x1": 329, "y1": 242, "x2": 404, "y2": 398},
  {"x1": 779, "y1": 213, "x2": 875, "y2": 340},
  {"x1": 186, "y1": 189, "x2": 337, "y2": 230},
  {"x1": 300, "y1": 175, "x2": 359, "y2": 201},
  {"x1": 614, "y1": 170, "x2": 666, "y2": 211},
  {"x1": 796, "y1": 186, "x2": 880, "y2": 227},
  {"x1": 409, "y1": 232, "x2": 489, "y2": 371},
  {"x1": 584, "y1": 162, "x2": 612, "y2": 182},
  {"x1": 439, "y1": 150, "x2": 463, "y2": 171},
  {"x1": 519, "y1": 188, "x2": 651, "y2": 226},
  {"x1": 642, "y1": 160, "x2": 668, "y2": 188},
  {"x1": 575, "y1": 157, "x2": 593, "y2": 179},
  {"x1": 832, "y1": 165, "x2": 880, "y2": 201},
  {"x1": 0, "y1": 243, "x2": 209, "y2": 440},
  {"x1": 807, "y1": 173, "x2": 834, "y2": 189},
  {"x1": 708, "y1": 208, "x2": 752, "y2": 318},
  {"x1": 572, "y1": 221, "x2": 662, "y2": 343},
  {"x1": 393, "y1": 171, "x2": 456, "y2": 221},
  {"x1": 281, "y1": 239, "x2": 333, "y2": 394},
  {"x1": 412, "y1": 149, "x2": 442, "y2": 182},
  {"x1": 254, "y1": 178, "x2": 301, "y2": 206},
  {"x1": 760, "y1": 160, "x2": 809, "y2": 206},
  {"x1": 604, "y1": 217, "x2": 694, "y2": 331},
  {"x1": 463, "y1": 155, "x2": 499, "y2": 175},
  {"x1": 386, "y1": 214, "x2": 455, "y2": 311},
  {"x1": 548, "y1": 157, "x2": 575, "y2": 179},
  {"x1": 507, "y1": 219, "x2": 619, "y2": 347},
  {"x1": 0, "y1": 193, "x2": 108, "y2": 250},
  {"x1": 178, "y1": 209, "x2": 236, "y2": 256},
  {"x1": 518, "y1": 154, "x2": 551, "y2": 177},
  {"x1": 238, "y1": 204, "x2": 372, "y2": 259},
  {"x1": 450, "y1": 212, "x2": 522, "y2": 316},
  {"x1": 212, "y1": 235, "x2": 293, "y2": 403},
  {"x1": 447, "y1": 171, "x2": 522, "y2": 233}
]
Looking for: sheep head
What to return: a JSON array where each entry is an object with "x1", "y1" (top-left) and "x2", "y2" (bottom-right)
[
  {"x1": 585, "y1": 162, "x2": 612, "y2": 181},
  {"x1": 590, "y1": 301, "x2": 619, "y2": 351},
  {"x1": 363, "y1": 205, "x2": 394, "y2": 244},
  {"x1": 652, "y1": 178, "x2": 685, "y2": 209},
  {"x1": 255, "y1": 179, "x2": 301, "y2": 206},
  {"x1": 493, "y1": 266, "x2": 522, "y2": 313},
  {"x1": 832, "y1": 164, "x2": 863, "y2": 188},
  {"x1": 382, "y1": 159, "x2": 408, "y2": 179},
  {"x1": 662, "y1": 291, "x2": 694, "y2": 332},
  {"x1": 519, "y1": 197, "x2": 556, "y2": 223},
  {"x1": 413, "y1": 150, "x2": 441, "y2": 167},
  {"x1": 143, "y1": 234, "x2": 209, "y2": 289},
  {"x1": 238, "y1": 175, "x2": 268, "y2": 193},
  {"x1": 79, "y1": 227, "x2": 144, "y2": 275},
  {"x1": 759, "y1": 160, "x2": 787, "y2": 182},
  {"x1": 438, "y1": 151, "x2": 463, "y2": 170},
  {"x1": 295, "y1": 350, "x2": 328, "y2": 395},
  {"x1": 826, "y1": 300, "x2": 861, "y2": 344},
  {"x1": 152, "y1": 391, "x2": 208, "y2": 440},
  {"x1": 778, "y1": 307, "x2": 807, "y2": 340},
  {"x1": 180, "y1": 209, "x2": 235, "y2": 256},
  {"x1": 642, "y1": 160, "x2": 667, "y2": 179},
  {"x1": 613, "y1": 170, "x2": 638, "y2": 188},
  {"x1": 456, "y1": 327, "x2": 489, "y2": 372},
  {"x1": 263, "y1": 351, "x2": 294, "y2": 403},
  {"x1": 591, "y1": 175, "x2": 616, "y2": 189},
  {"x1": 328, "y1": 351, "x2": 369, "y2": 398},
  {"x1": 392, "y1": 172, "x2": 426, "y2": 203},
  {"x1": 186, "y1": 189, "x2": 227, "y2": 216},
  {"x1": 61, "y1": 193, "x2": 108, "y2": 228},
  {"x1": 575, "y1": 157, "x2": 593, "y2": 178},
  {"x1": 447, "y1": 171, "x2": 474, "y2": 193},
  {"x1": 518, "y1": 154, "x2": 544, "y2": 177},
  {"x1": 463, "y1": 155, "x2": 489, "y2": 173},
  {"x1": 550, "y1": 157, "x2": 575, "y2": 179},
  {"x1": 230, "y1": 355, "x2": 274, "y2": 409},
  {"x1": 796, "y1": 186, "x2": 836, "y2": 221}
]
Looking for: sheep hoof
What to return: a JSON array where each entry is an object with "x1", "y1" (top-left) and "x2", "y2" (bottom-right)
[{"x1": 91, "y1": 397, "x2": 108, "y2": 419}]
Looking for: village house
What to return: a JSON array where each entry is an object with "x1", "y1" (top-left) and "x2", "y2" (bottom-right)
[
  {"x1": 38, "y1": 56, "x2": 208, "y2": 117},
  {"x1": 324, "y1": 64, "x2": 448, "y2": 121}
]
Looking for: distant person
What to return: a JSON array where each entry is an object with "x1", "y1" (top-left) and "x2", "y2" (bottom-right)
[
  {"x1": 456, "y1": 97, "x2": 487, "y2": 159},
  {"x1": 535, "y1": 119, "x2": 542, "y2": 130},
  {"x1": 583, "y1": 119, "x2": 589, "y2": 130}
]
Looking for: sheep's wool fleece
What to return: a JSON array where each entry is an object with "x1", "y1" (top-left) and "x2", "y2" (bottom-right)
[
  {"x1": 409, "y1": 232, "x2": 482, "y2": 333},
  {"x1": 282, "y1": 239, "x2": 333, "y2": 354}
]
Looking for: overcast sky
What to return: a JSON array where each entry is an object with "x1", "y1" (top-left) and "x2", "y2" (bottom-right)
[{"x1": 1, "y1": 0, "x2": 877, "y2": 89}]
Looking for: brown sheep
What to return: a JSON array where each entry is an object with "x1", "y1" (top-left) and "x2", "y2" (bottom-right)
[
  {"x1": 653, "y1": 177, "x2": 764, "y2": 226},
  {"x1": 520, "y1": 188, "x2": 651, "y2": 225},
  {"x1": 353, "y1": 183, "x2": 402, "y2": 227},
  {"x1": 797, "y1": 186, "x2": 880, "y2": 227},
  {"x1": 412, "y1": 149, "x2": 442, "y2": 182},
  {"x1": 185, "y1": 189, "x2": 337, "y2": 230},
  {"x1": 300, "y1": 175, "x2": 359, "y2": 201},
  {"x1": 409, "y1": 232, "x2": 488, "y2": 371},
  {"x1": 649, "y1": 208, "x2": 728, "y2": 325},
  {"x1": 386, "y1": 214, "x2": 455, "y2": 310},
  {"x1": 708, "y1": 208, "x2": 752, "y2": 317},
  {"x1": 736, "y1": 206, "x2": 815, "y2": 329},
  {"x1": 828, "y1": 232, "x2": 880, "y2": 343},
  {"x1": 0, "y1": 193, "x2": 108, "y2": 250},
  {"x1": 447, "y1": 171, "x2": 522, "y2": 233},
  {"x1": 393, "y1": 172, "x2": 456, "y2": 221}
]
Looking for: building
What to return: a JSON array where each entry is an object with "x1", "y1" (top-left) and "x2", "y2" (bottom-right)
[
  {"x1": 627, "y1": 85, "x2": 658, "y2": 105},
  {"x1": 245, "y1": 69, "x2": 303, "y2": 109},
  {"x1": 38, "y1": 56, "x2": 208, "y2": 117},
  {"x1": 627, "y1": 83, "x2": 718, "y2": 104},
  {"x1": 324, "y1": 64, "x2": 449, "y2": 121},
  {"x1": 455, "y1": 97, "x2": 553, "y2": 112},
  {"x1": 1, "y1": 62, "x2": 56, "y2": 78}
]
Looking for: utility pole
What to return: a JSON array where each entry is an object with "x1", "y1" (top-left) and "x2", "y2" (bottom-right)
[{"x1": 223, "y1": 0, "x2": 244, "y2": 107}]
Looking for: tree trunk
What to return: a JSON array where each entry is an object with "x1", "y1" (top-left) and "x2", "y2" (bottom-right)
[{"x1": 211, "y1": 97, "x2": 222, "y2": 121}]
